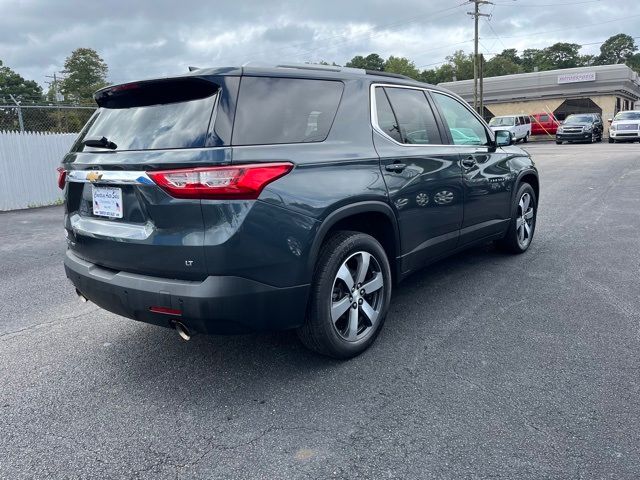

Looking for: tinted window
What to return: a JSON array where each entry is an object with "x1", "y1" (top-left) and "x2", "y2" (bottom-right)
[
  {"x1": 75, "y1": 95, "x2": 216, "y2": 152},
  {"x1": 383, "y1": 87, "x2": 441, "y2": 145},
  {"x1": 233, "y1": 77, "x2": 343, "y2": 145},
  {"x1": 374, "y1": 88, "x2": 402, "y2": 143},
  {"x1": 615, "y1": 111, "x2": 640, "y2": 120},
  {"x1": 432, "y1": 92, "x2": 488, "y2": 146},
  {"x1": 525, "y1": 116, "x2": 531, "y2": 124}
]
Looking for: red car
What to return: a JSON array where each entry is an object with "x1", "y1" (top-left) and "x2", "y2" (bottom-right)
[{"x1": 531, "y1": 113, "x2": 560, "y2": 135}]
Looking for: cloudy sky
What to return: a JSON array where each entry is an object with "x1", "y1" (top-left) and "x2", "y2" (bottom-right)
[{"x1": 2, "y1": 0, "x2": 639, "y2": 88}]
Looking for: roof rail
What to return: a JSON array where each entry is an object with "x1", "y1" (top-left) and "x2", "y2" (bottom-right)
[
  {"x1": 275, "y1": 62, "x2": 365, "y2": 75},
  {"x1": 365, "y1": 70, "x2": 415, "y2": 81}
]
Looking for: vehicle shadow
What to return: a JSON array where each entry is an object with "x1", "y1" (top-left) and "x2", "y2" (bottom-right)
[{"x1": 102, "y1": 241, "x2": 514, "y2": 405}]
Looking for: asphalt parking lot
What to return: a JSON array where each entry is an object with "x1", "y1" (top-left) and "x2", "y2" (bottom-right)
[{"x1": 1, "y1": 141, "x2": 639, "y2": 479}]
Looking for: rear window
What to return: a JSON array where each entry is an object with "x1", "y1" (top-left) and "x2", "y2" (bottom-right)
[
  {"x1": 232, "y1": 77, "x2": 344, "y2": 145},
  {"x1": 73, "y1": 78, "x2": 218, "y2": 152}
]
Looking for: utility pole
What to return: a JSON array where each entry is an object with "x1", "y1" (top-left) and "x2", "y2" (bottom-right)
[
  {"x1": 9, "y1": 94, "x2": 24, "y2": 133},
  {"x1": 468, "y1": 0, "x2": 492, "y2": 113}
]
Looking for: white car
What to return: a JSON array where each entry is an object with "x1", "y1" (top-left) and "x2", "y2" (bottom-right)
[
  {"x1": 609, "y1": 110, "x2": 640, "y2": 143},
  {"x1": 488, "y1": 115, "x2": 532, "y2": 143}
]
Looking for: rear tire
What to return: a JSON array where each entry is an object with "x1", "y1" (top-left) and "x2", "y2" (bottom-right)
[
  {"x1": 496, "y1": 183, "x2": 537, "y2": 254},
  {"x1": 297, "y1": 231, "x2": 392, "y2": 359}
]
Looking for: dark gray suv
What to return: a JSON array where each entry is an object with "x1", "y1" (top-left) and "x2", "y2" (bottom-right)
[{"x1": 60, "y1": 64, "x2": 539, "y2": 358}]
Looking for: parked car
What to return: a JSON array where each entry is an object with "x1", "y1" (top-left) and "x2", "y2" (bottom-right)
[
  {"x1": 608, "y1": 110, "x2": 640, "y2": 143},
  {"x1": 488, "y1": 115, "x2": 531, "y2": 143},
  {"x1": 59, "y1": 64, "x2": 539, "y2": 359},
  {"x1": 555, "y1": 113, "x2": 604, "y2": 144},
  {"x1": 530, "y1": 112, "x2": 560, "y2": 135}
]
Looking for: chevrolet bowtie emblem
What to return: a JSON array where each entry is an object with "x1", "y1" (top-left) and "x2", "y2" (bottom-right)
[{"x1": 86, "y1": 171, "x2": 103, "y2": 182}]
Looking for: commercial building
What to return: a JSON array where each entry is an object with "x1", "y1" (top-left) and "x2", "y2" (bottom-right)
[{"x1": 439, "y1": 64, "x2": 640, "y2": 122}]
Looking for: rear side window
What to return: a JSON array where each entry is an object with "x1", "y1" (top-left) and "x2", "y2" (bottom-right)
[
  {"x1": 382, "y1": 87, "x2": 441, "y2": 145},
  {"x1": 232, "y1": 77, "x2": 344, "y2": 145},
  {"x1": 374, "y1": 88, "x2": 402, "y2": 143},
  {"x1": 74, "y1": 78, "x2": 218, "y2": 152},
  {"x1": 540, "y1": 114, "x2": 549, "y2": 122}
]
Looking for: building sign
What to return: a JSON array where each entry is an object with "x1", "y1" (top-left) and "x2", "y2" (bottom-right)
[{"x1": 557, "y1": 72, "x2": 597, "y2": 84}]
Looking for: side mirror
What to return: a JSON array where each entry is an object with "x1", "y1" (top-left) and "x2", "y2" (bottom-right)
[
  {"x1": 608, "y1": 118, "x2": 613, "y2": 123},
  {"x1": 494, "y1": 130, "x2": 513, "y2": 147}
]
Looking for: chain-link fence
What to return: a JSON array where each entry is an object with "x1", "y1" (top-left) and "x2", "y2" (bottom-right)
[{"x1": 0, "y1": 105, "x2": 96, "y2": 134}]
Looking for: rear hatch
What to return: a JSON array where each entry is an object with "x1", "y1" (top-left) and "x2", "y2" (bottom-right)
[{"x1": 62, "y1": 77, "x2": 226, "y2": 280}]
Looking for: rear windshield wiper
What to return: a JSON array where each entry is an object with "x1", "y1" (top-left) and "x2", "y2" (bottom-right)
[{"x1": 82, "y1": 136, "x2": 117, "y2": 150}]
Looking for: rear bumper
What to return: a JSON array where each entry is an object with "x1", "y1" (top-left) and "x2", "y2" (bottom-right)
[{"x1": 64, "y1": 250, "x2": 309, "y2": 334}]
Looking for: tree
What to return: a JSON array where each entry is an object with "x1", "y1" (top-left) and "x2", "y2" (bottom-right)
[
  {"x1": 0, "y1": 60, "x2": 43, "y2": 104},
  {"x1": 538, "y1": 43, "x2": 583, "y2": 70},
  {"x1": 60, "y1": 48, "x2": 108, "y2": 104},
  {"x1": 627, "y1": 53, "x2": 640, "y2": 73},
  {"x1": 419, "y1": 63, "x2": 456, "y2": 84},
  {"x1": 383, "y1": 56, "x2": 420, "y2": 79},
  {"x1": 521, "y1": 48, "x2": 543, "y2": 72},
  {"x1": 346, "y1": 53, "x2": 385, "y2": 71},
  {"x1": 596, "y1": 33, "x2": 638, "y2": 65},
  {"x1": 446, "y1": 50, "x2": 474, "y2": 80},
  {"x1": 484, "y1": 55, "x2": 521, "y2": 78}
]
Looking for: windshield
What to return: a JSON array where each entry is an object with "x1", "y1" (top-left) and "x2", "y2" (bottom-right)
[
  {"x1": 614, "y1": 111, "x2": 640, "y2": 121},
  {"x1": 564, "y1": 115, "x2": 593, "y2": 124},
  {"x1": 489, "y1": 117, "x2": 514, "y2": 126}
]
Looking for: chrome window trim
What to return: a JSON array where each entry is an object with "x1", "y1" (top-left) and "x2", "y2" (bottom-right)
[
  {"x1": 66, "y1": 170, "x2": 154, "y2": 185},
  {"x1": 369, "y1": 83, "x2": 495, "y2": 149}
]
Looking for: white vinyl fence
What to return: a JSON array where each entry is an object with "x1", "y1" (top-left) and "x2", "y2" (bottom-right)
[{"x1": 0, "y1": 131, "x2": 76, "y2": 211}]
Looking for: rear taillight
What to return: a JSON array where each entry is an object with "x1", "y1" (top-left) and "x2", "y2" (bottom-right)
[
  {"x1": 56, "y1": 167, "x2": 66, "y2": 189},
  {"x1": 148, "y1": 162, "x2": 293, "y2": 200}
]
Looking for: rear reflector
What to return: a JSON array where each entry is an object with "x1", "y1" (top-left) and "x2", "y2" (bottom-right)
[
  {"x1": 57, "y1": 167, "x2": 66, "y2": 189},
  {"x1": 148, "y1": 162, "x2": 293, "y2": 200},
  {"x1": 149, "y1": 306, "x2": 182, "y2": 316}
]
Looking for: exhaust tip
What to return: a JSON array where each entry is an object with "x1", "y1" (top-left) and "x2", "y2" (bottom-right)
[
  {"x1": 174, "y1": 321, "x2": 191, "y2": 341},
  {"x1": 75, "y1": 289, "x2": 88, "y2": 302}
]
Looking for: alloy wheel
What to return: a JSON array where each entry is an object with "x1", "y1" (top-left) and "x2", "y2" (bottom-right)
[
  {"x1": 330, "y1": 251, "x2": 384, "y2": 342},
  {"x1": 516, "y1": 192, "x2": 535, "y2": 249}
]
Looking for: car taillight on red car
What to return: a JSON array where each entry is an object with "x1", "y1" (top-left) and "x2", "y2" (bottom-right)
[
  {"x1": 56, "y1": 167, "x2": 66, "y2": 189},
  {"x1": 147, "y1": 162, "x2": 293, "y2": 200}
]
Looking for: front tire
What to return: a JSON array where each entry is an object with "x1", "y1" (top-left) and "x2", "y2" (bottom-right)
[
  {"x1": 523, "y1": 133, "x2": 529, "y2": 143},
  {"x1": 297, "y1": 231, "x2": 392, "y2": 359},
  {"x1": 496, "y1": 183, "x2": 537, "y2": 254},
  {"x1": 556, "y1": 140, "x2": 562, "y2": 145}
]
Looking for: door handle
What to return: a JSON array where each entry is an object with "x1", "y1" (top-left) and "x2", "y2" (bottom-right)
[
  {"x1": 461, "y1": 157, "x2": 476, "y2": 168},
  {"x1": 385, "y1": 163, "x2": 407, "y2": 172}
]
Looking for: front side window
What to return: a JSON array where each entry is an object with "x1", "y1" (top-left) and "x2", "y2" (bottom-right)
[
  {"x1": 380, "y1": 87, "x2": 441, "y2": 145},
  {"x1": 432, "y1": 92, "x2": 489, "y2": 146},
  {"x1": 232, "y1": 77, "x2": 344, "y2": 145}
]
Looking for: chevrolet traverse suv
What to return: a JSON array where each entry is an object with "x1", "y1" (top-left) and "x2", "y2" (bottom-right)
[{"x1": 60, "y1": 64, "x2": 539, "y2": 358}]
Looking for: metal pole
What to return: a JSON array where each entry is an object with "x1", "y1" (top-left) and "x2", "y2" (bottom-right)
[
  {"x1": 9, "y1": 94, "x2": 24, "y2": 133},
  {"x1": 473, "y1": 1, "x2": 479, "y2": 112},
  {"x1": 468, "y1": 1, "x2": 492, "y2": 114},
  {"x1": 479, "y1": 53, "x2": 484, "y2": 118}
]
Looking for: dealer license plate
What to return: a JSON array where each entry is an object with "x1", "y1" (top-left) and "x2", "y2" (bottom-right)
[{"x1": 92, "y1": 185, "x2": 123, "y2": 218}]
